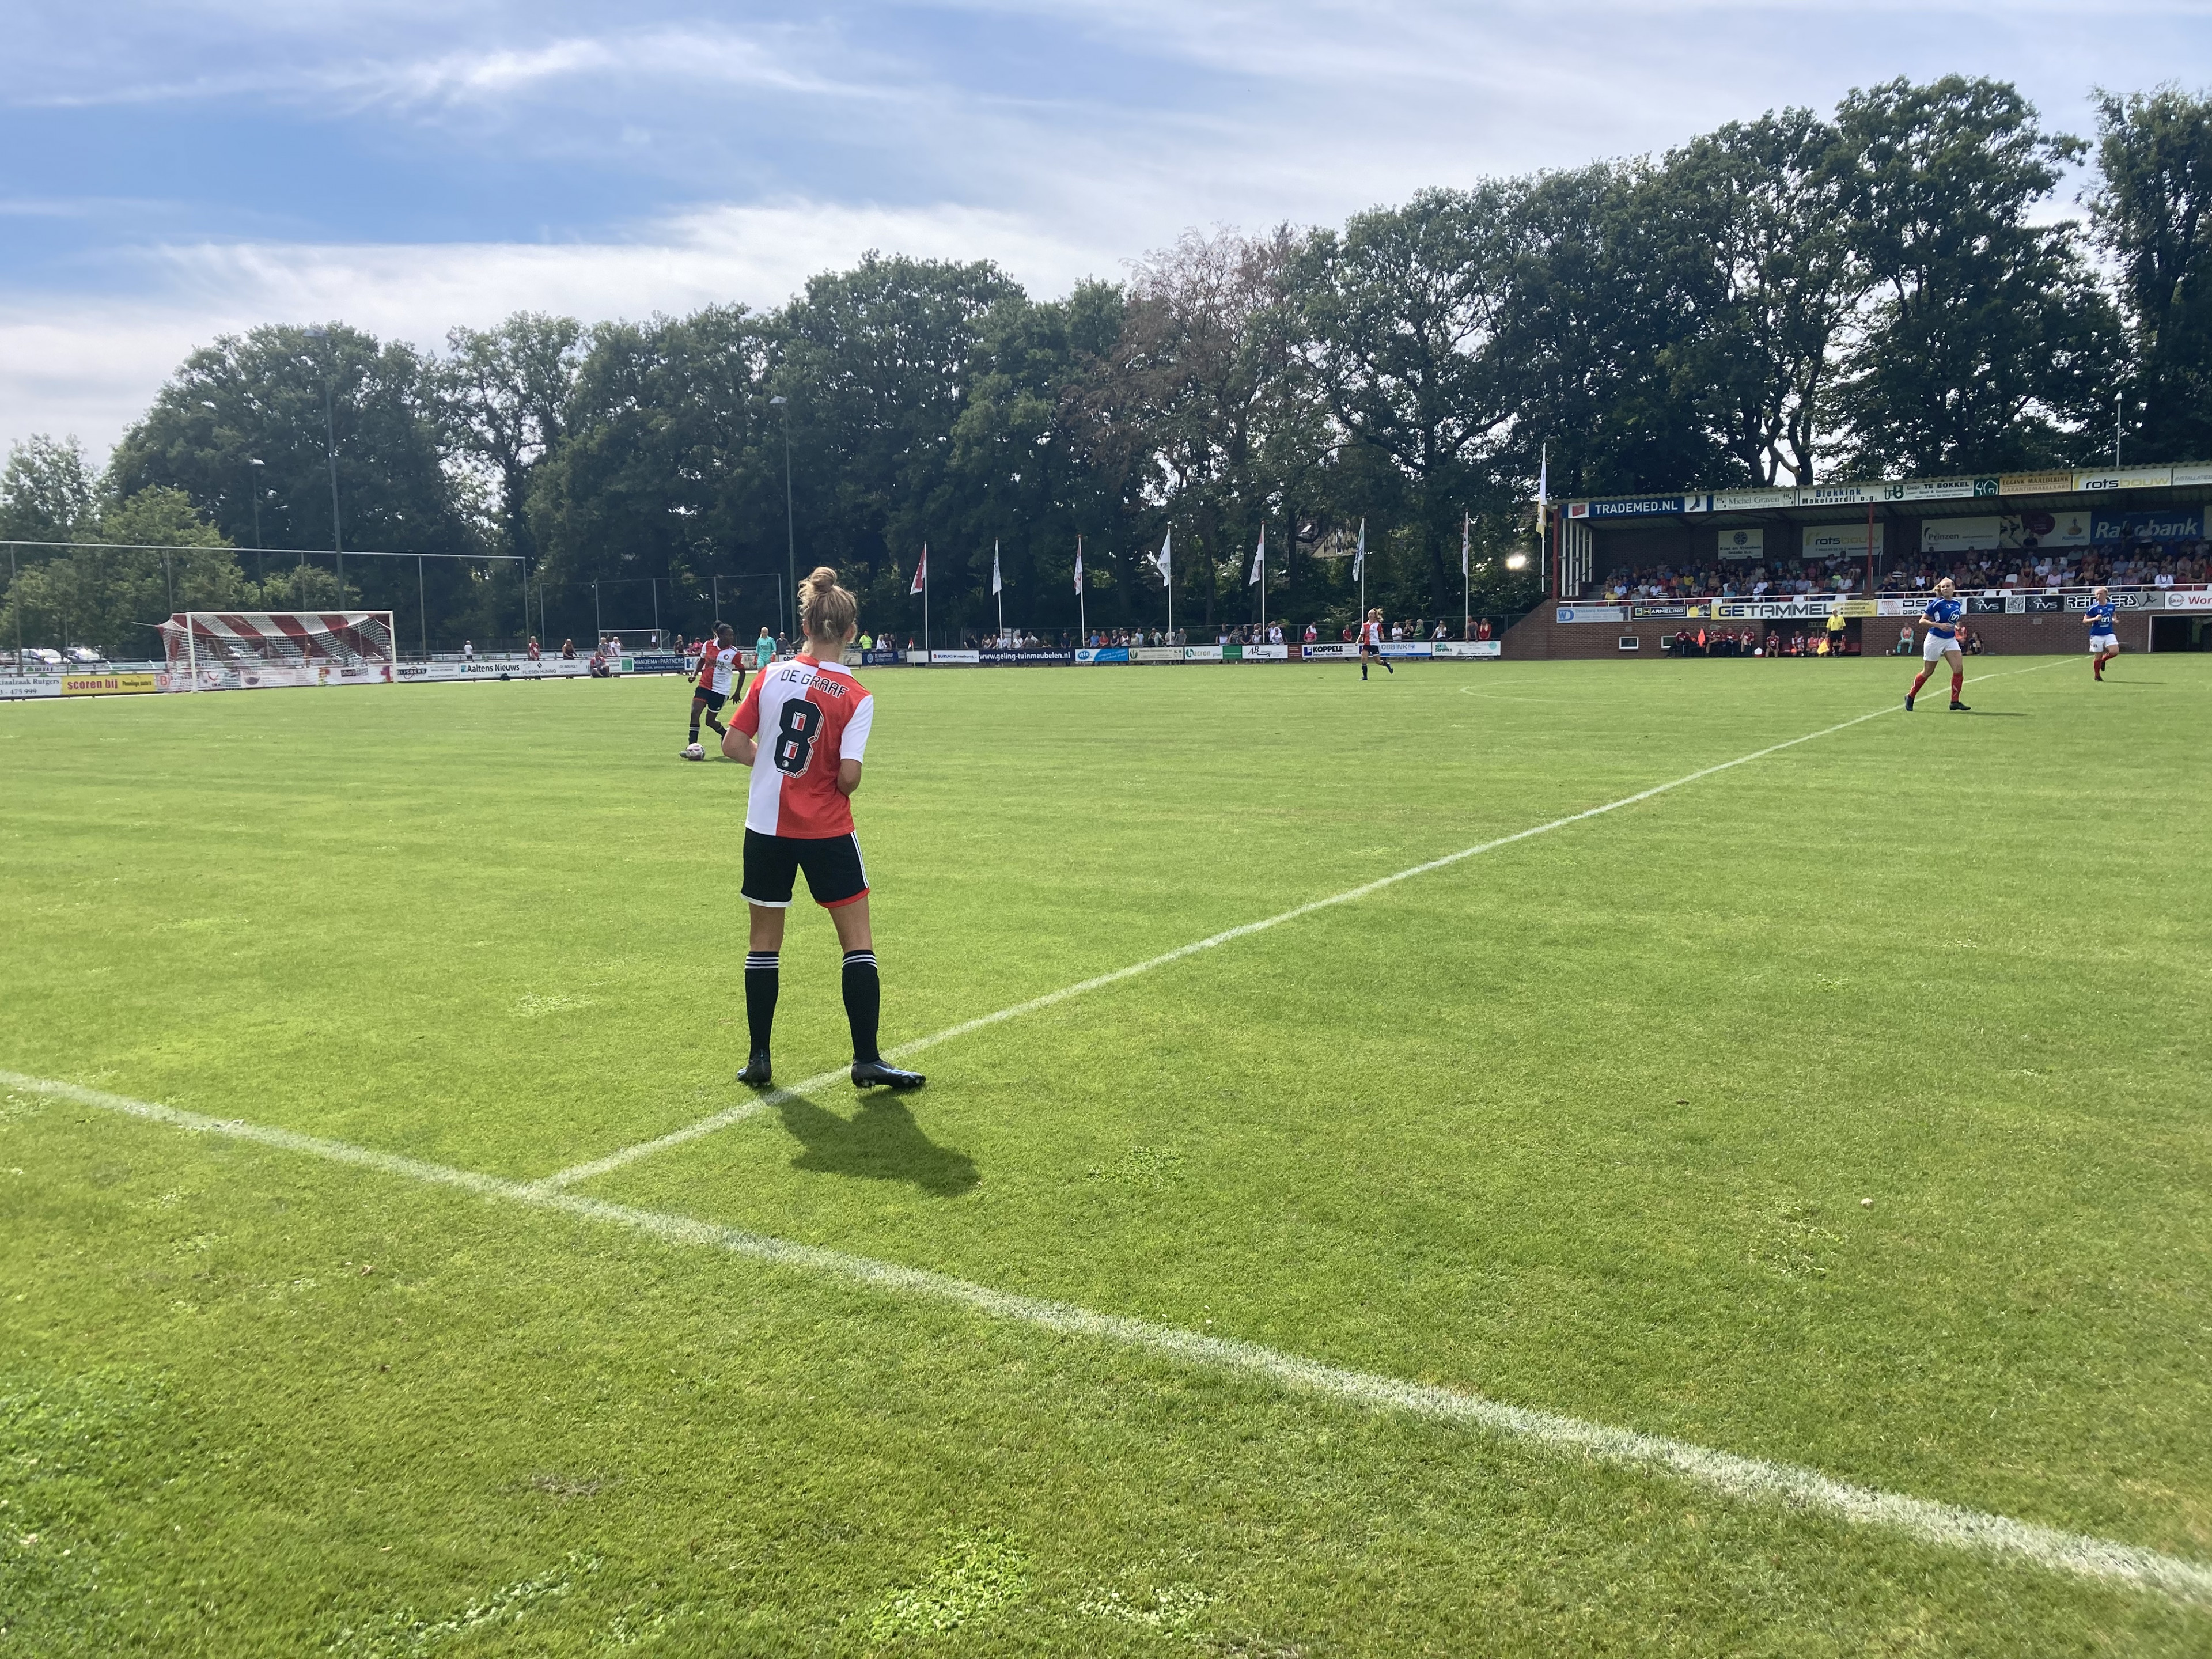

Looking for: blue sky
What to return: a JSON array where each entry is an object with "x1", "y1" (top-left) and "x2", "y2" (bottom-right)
[{"x1": 5, "y1": 1, "x2": 2208, "y2": 456}]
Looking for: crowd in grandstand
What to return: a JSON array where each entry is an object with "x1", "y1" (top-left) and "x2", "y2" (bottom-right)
[{"x1": 1584, "y1": 543, "x2": 2209, "y2": 601}]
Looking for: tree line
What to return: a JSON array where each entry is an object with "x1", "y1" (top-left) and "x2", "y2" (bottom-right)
[{"x1": 5, "y1": 75, "x2": 2209, "y2": 658}]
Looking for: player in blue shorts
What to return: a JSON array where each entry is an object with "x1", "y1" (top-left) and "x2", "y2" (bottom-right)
[
  {"x1": 2084, "y1": 586, "x2": 2120, "y2": 682},
  {"x1": 1905, "y1": 578, "x2": 1969, "y2": 711}
]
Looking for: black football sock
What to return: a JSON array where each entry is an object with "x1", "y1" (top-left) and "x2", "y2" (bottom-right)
[
  {"x1": 842, "y1": 949, "x2": 881, "y2": 1064},
  {"x1": 744, "y1": 950, "x2": 779, "y2": 1054},
  {"x1": 705, "y1": 714, "x2": 726, "y2": 737},
  {"x1": 688, "y1": 717, "x2": 701, "y2": 743}
]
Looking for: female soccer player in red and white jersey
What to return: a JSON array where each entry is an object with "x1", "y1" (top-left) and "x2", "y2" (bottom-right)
[
  {"x1": 720, "y1": 567, "x2": 923, "y2": 1092},
  {"x1": 1358, "y1": 607, "x2": 1392, "y2": 680},
  {"x1": 683, "y1": 623, "x2": 745, "y2": 759}
]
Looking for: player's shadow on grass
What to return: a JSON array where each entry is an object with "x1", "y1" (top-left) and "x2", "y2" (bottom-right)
[
  {"x1": 774, "y1": 1092, "x2": 978, "y2": 1197},
  {"x1": 1961, "y1": 710, "x2": 2029, "y2": 717}
]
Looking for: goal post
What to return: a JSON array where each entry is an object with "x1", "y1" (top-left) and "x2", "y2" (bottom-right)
[{"x1": 160, "y1": 611, "x2": 397, "y2": 692}]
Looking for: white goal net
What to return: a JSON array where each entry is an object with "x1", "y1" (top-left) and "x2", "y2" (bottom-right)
[{"x1": 159, "y1": 611, "x2": 397, "y2": 692}]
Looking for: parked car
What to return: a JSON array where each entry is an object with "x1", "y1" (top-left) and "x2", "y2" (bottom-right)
[
  {"x1": 16, "y1": 647, "x2": 64, "y2": 666},
  {"x1": 64, "y1": 645, "x2": 103, "y2": 664}
]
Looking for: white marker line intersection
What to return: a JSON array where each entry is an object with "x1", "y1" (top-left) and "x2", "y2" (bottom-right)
[{"x1": 7, "y1": 1064, "x2": 2208, "y2": 1612}]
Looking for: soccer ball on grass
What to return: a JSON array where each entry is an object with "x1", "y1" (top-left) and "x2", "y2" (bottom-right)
[{"x1": 681, "y1": 743, "x2": 706, "y2": 761}]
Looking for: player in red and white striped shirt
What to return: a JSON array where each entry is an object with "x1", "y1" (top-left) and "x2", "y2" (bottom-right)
[
  {"x1": 683, "y1": 623, "x2": 745, "y2": 759},
  {"x1": 1359, "y1": 608, "x2": 1392, "y2": 680},
  {"x1": 721, "y1": 566, "x2": 923, "y2": 1092}
]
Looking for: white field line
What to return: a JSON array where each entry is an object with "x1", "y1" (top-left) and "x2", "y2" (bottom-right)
[
  {"x1": 8, "y1": 1063, "x2": 2209, "y2": 1612},
  {"x1": 541, "y1": 661, "x2": 2067, "y2": 1190}
]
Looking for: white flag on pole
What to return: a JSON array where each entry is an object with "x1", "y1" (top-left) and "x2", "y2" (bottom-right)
[
  {"x1": 991, "y1": 539, "x2": 1002, "y2": 596},
  {"x1": 1073, "y1": 540, "x2": 1084, "y2": 593},
  {"x1": 910, "y1": 545, "x2": 927, "y2": 596},
  {"x1": 1248, "y1": 525, "x2": 1265, "y2": 586},
  {"x1": 1351, "y1": 518, "x2": 1366, "y2": 581},
  {"x1": 1146, "y1": 529, "x2": 1172, "y2": 586},
  {"x1": 1461, "y1": 513, "x2": 1470, "y2": 578},
  {"x1": 1536, "y1": 444, "x2": 1548, "y2": 534}
]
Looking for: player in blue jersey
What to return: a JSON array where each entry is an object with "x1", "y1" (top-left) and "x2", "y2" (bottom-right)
[
  {"x1": 1904, "y1": 578, "x2": 1969, "y2": 711},
  {"x1": 2084, "y1": 586, "x2": 2120, "y2": 681}
]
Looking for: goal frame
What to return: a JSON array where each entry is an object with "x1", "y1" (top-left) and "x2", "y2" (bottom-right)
[{"x1": 165, "y1": 610, "x2": 398, "y2": 691}]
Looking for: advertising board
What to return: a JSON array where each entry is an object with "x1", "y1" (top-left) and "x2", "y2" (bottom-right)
[
  {"x1": 1131, "y1": 647, "x2": 1183, "y2": 664},
  {"x1": 1716, "y1": 599, "x2": 1838, "y2": 620},
  {"x1": 1433, "y1": 641, "x2": 1501, "y2": 658},
  {"x1": 979, "y1": 650, "x2": 1075, "y2": 665},
  {"x1": 2075, "y1": 466, "x2": 2173, "y2": 492},
  {"x1": 1587, "y1": 495, "x2": 1684, "y2": 519},
  {"x1": 1803, "y1": 523, "x2": 1883, "y2": 558},
  {"x1": 2000, "y1": 469, "x2": 2077, "y2": 495},
  {"x1": 0, "y1": 673, "x2": 62, "y2": 699},
  {"x1": 1241, "y1": 645, "x2": 1290, "y2": 660},
  {"x1": 60, "y1": 672, "x2": 161, "y2": 696},
  {"x1": 1298, "y1": 642, "x2": 1357, "y2": 658},
  {"x1": 1183, "y1": 645, "x2": 1224, "y2": 661},
  {"x1": 2090, "y1": 507, "x2": 2203, "y2": 544},
  {"x1": 1718, "y1": 527, "x2": 1764, "y2": 559},
  {"x1": 861, "y1": 650, "x2": 905, "y2": 666},
  {"x1": 1555, "y1": 605, "x2": 1625, "y2": 624},
  {"x1": 1378, "y1": 642, "x2": 1433, "y2": 658},
  {"x1": 2162, "y1": 589, "x2": 2212, "y2": 611},
  {"x1": 927, "y1": 649, "x2": 981, "y2": 665},
  {"x1": 1075, "y1": 647, "x2": 1129, "y2": 664},
  {"x1": 1921, "y1": 510, "x2": 2090, "y2": 554}
]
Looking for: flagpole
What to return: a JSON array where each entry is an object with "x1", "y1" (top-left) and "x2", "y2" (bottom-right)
[
  {"x1": 1463, "y1": 512, "x2": 1471, "y2": 642},
  {"x1": 1076, "y1": 534, "x2": 1085, "y2": 643},
  {"x1": 924, "y1": 547, "x2": 931, "y2": 658}
]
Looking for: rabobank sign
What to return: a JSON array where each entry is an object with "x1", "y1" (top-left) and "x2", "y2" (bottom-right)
[{"x1": 2090, "y1": 508, "x2": 2203, "y2": 544}]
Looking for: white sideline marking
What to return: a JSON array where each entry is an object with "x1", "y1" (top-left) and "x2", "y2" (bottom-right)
[
  {"x1": 542, "y1": 662, "x2": 2066, "y2": 1189},
  {"x1": 9, "y1": 1064, "x2": 2209, "y2": 1611}
]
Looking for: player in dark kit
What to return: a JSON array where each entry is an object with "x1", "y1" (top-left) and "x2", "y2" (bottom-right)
[
  {"x1": 2085, "y1": 587, "x2": 2120, "y2": 681},
  {"x1": 721, "y1": 567, "x2": 924, "y2": 1092},
  {"x1": 1905, "y1": 579, "x2": 1969, "y2": 711},
  {"x1": 683, "y1": 624, "x2": 745, "y2": 759}
]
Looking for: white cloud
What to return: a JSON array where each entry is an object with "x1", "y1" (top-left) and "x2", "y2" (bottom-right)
[{"x1": 0, "y1": 200, "x2": 1108, "y2": 458}]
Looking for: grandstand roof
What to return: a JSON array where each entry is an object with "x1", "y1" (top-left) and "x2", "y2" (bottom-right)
[{"x1": 1566, "y1": 463, "x2": 2212, "y2": 525}]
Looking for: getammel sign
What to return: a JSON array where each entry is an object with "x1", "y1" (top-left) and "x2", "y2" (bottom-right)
[{"x1": 60, "y1": 672, "x2": 161, "y2": 696}]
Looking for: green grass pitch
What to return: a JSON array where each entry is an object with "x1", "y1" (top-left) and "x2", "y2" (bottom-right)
[{"x1": 2, "y1": 653, "x2": 2209, "y2": 1655}]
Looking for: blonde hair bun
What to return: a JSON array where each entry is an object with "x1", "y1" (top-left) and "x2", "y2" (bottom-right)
[{"x1": 798, "y1": 565, "x2": 859, "y2": 645}]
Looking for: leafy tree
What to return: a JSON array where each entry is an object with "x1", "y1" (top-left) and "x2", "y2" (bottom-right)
[
  {"x1": 1302, "y1": 188, "x2": 1517, "y2": 613},
  {"x1": 777, "y1": 254, "x2": 1024, "y2": 640},
  {"x1": 1829, "y1": 76, "x2": 2122, "y2": 474},
  {"x1": 2089, "y1": 86, "x2": 2212, "y2": 459},
  {"x1": 441, "y1": 313, "x2": 586, "y2": 569},
  {"x1": 0, "y1": 435, "x2": 100, "y2": 546},
  {"x1": 1656, "y1": 112, "x2": 1858, "y2": 483},
  {"x1": 2, "y1": 487, "x2": 244, "y2": 658},
  {"x1": 527, "y1": 305, "x2": 778, "y2": 646},
  {"x1": 1488, "y1": 164, "x2": 1733, "y2": 505},
  {"x1": 108, "y1": 323, "x2": 482, "y2": 635}
]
